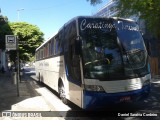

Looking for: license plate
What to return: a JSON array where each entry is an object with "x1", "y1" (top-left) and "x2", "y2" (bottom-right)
[{"x1": 120, "y1": 96, "x2": 131, "y2": 102}]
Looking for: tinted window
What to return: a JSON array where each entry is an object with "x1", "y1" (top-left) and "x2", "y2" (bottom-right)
[
  {"x1": 55, "y1": 36, "x2": 59, "y2": 55},
  {"x1": 114, "y1": 20, "x2": 149, "y2": 77},
  {"x1": 79, "y1": 18, "x2": 149, "y2": 80},
  {"x1": 51, "y1": 39, "x2": 54, "y2": 55},
  {"x1": 79, "y1": 18, "x2": 124, "y2": 80}
]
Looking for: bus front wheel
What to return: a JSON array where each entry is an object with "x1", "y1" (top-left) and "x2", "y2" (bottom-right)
[{"x1": 59, "y1": 84, "x2": 68, "y2": 104}]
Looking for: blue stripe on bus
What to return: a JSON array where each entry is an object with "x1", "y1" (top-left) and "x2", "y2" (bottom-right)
[{"x1": 83, "y1": 85, "x2": 150, "y2": 109}]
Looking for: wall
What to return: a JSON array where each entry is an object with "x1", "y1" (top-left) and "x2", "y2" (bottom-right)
[{"x1": 149, "y1": 57, "x2": 159, "y2": 75}]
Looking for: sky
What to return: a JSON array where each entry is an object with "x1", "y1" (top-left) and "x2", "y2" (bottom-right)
[{"x1": 0, "y1": 0, "x2": 109, "y2": 40}]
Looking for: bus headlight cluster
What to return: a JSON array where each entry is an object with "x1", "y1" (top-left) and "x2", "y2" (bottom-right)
[{"x1": 84, "y1": 85, "x2": 104, "y2": 91}]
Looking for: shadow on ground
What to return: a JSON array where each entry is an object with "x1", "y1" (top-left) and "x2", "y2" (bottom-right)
[{"x1": 0, "y1": 72, "x2": 40, "y2": 112}]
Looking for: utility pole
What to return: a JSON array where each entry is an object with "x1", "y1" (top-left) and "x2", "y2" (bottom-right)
[
  {"x1": 17, "y1": 8, "x2": 24, "y2": 21},
  {"x1": 16, "y1": 37, "x2": 20, "y2": 96}
]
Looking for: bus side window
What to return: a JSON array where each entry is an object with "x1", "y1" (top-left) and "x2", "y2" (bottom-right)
[
  {"x1": 51, "y1": 39, "x2": 54, "y2": 56},
  {"x1": 69, "y1": 40, "x2": 81, "y2": 82},
  {"x1": 55, "y1": 32, "x2": 63, "y2": 56},
  {"x1": 55, "y1": 37, "x2": 59, "y2": 55}
]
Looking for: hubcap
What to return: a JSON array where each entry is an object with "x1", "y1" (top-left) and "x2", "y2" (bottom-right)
[
  {"x1": 60, "y1": 87, "x2": 65, "y2": 98},
  {"x1": 59, "y1": 85, "x2": 67, "y2": 104}
]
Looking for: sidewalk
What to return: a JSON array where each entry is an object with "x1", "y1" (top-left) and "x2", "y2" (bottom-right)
[
  {"x1": 0, "y1": 72, "x2": 42, "y2": 111},
  {"x1": 0, "y1": 72, "x2": 62, "y2": 120},
  {"x1": 151, "y1": 75, "x2": 160, "y2": 83}
]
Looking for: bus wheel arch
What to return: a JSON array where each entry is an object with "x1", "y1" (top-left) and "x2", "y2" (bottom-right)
[{"x1": 58, "y1": 78, "x2": 68, "y2": 104}]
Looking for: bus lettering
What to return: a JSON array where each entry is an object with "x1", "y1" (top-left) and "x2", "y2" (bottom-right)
[{"x1": 80, "y1": 19, "x2": 115, "y2": 31}]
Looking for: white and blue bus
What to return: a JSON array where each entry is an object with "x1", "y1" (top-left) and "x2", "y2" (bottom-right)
[{"x1": 35, "y1": 16, "x2": 151, "y2": 109}]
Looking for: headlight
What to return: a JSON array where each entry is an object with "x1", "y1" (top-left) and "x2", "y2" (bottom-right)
[{"x1": 84, "y1": 85, "x2": 104, "y2": 91}]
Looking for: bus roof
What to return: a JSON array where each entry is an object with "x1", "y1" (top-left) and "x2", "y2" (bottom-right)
[{"x1": 66, "y1": 16, "x2": 135, "y2": 22}]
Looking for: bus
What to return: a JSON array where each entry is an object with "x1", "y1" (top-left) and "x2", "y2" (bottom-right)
[{"x1": 35, "y1": 16, "x2": 151, "y2": 109}]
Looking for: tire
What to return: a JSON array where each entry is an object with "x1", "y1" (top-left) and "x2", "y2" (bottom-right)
[
  {"x1": 38, "y1": 73, "x2": 42, "y2": 84},
  {"x1": 38, "y1": 73, "x2": 41, "y2": 82},
  {"x1": 59, "y1": 84, "x2": 68, "y2": 104}
]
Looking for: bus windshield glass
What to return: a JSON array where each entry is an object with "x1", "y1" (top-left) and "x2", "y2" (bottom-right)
[
  {"x1": 115, "y1": 19, "x2": 148, "y2": 78},
  {"x1": 79, "y1": 18, "x2": 149, "y2": 80}
]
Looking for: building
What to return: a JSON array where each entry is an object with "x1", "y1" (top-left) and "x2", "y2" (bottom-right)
[
  {"x1": 94, "y1": 0, "x2": 159, "y2": 75},
  {"x1": 94, "y1": 0, "x2": 118, "y2": 17},
  {"x1": 0, "y1": 50, "x2": 7, "y2": 72},
  {"x1": 0, "y1": 13, "x2": 8, "y2": 72}
]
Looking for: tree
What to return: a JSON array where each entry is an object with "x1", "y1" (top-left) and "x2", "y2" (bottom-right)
[
  {"x1": 113, "y1": 0, "x2": 160, "y2": 38},
  {"x1": 86, "y1": 0, "x2": 102, "y2": 5},
  {"x1": 0, "y1": 15, "x2": 12, "y2": 50},
  {"x1": 9, "y1": 22, "x2": 44, "y2": 63}
]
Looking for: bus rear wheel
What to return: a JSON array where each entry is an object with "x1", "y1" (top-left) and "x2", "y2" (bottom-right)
[
  {"x1": 38, "y1": 73, "x2": 41, "y2": 82},
  {"x1": 38, "y1": 73, "x2": 42, "y2": 84},
  {"x1": 59, "y1": 84, "x2": 68, "y2": 104}
]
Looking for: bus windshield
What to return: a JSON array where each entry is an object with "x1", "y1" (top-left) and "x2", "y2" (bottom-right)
[
  {"x1": 79, "y1": 18, "x2": 149, "y2": 80},
  {"x1": 115, "y1": 20, "x2": 148, "y2": 78}
]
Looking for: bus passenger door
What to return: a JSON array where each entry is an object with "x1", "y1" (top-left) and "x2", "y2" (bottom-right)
[{"x1": 67, "y1": 39, "x2": 82, "y2": 108}]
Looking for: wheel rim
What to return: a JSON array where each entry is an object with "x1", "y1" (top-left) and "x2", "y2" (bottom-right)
[
  {"x1": 59, "y1": 85, "x2": 67, "y2": 104},
  {"x1": 59, "y1": 86, "x2": 65, "y2": 98}
]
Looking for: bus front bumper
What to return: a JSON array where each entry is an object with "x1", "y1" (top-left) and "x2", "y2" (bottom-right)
[{"x1": 83, "y1": 85, "x2": 150, "y2": 109}]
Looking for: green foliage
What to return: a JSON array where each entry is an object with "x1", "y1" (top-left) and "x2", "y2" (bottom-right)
[
  {"x1": 0, "y1": 16, "x2": 12, "y2": 50},
  {"x1": 113, "y1": 0, "x2": 160, "y2": 38},
  {"x1": 8, "y1": 22, "x2": 44, "y2": 62},
  {"x1": 86, "y1": 0, "x2": 102, "y2": 5},
  {"x1": 1, "y1": 18, "x2": 44, "y2": 62}
]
